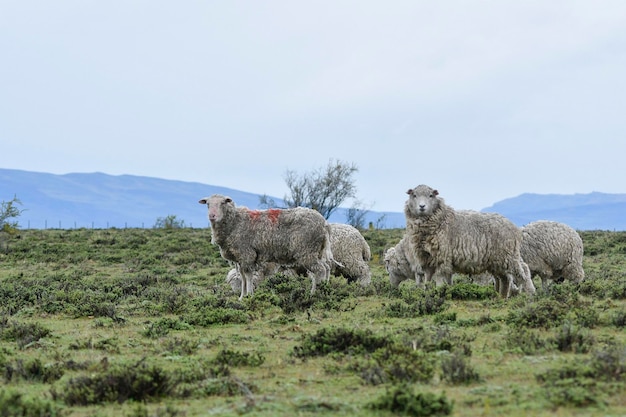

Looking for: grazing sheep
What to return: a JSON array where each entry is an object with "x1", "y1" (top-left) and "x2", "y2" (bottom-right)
[
  {"x1": 384, "y1": 235, "x2": 425, "y2": 287},
  {"x1": 225, "y1": 223, "x2": 371, "y2": 293},
  {"x1": 199, "y1": 194, "x2": 332, "y2": 299},
  {"x1": 403, "y1": 184, "x2": 535, "y2": 298},
  {"x1": 328, "y1": 223, "x2": 371, "y2": 286},
  {"x1": 520, "y1": 220, "x2": 585, "y2": 290}
]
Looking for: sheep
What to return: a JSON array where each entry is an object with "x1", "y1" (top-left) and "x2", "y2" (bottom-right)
[
  {"x1": 403, "y1": 184, "x2": 535, "y2": 298},
  {"x1": 199, "y1": 194, "x2": 332, "y2": 299},
  {"x1": 224, "y1": 223, "x2": 371, "y2": 293},
  {"x1": 328, "y1": 223, "x2": 371, "y2": 286},
  {"x1": 520, "y1": 220, "x2": 585, "y2": 290},
  {"x1": 384, "y1": 235, "x2": 425, "y2": 287}
]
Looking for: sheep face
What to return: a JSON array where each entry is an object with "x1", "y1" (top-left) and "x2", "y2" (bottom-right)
[
  {"x1": 199, "y1": 194, "x2": 233, "y2": 226},
  {"x1": 405, "y1": 185, "x2": 440, "y2": 218}
]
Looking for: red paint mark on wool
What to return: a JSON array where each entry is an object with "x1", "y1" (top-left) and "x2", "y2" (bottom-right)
[
  {"x1": 267, "y1": 209, "x2": 281, "y2": 224},
  {"x1": 248, "y1": 210, "x2": 262, "y2": 221},
  {"x1": 247, "y1": 209, "x2": 281, "y2": 224}
]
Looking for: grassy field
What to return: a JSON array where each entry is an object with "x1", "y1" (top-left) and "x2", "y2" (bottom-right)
[{"x1": 0, "y1": 227, "x2": 624, "y2": 417}]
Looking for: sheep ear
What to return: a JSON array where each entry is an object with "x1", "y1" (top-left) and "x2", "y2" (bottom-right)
[
  {"x1": 433, "y1": 190, "x2": 439, "y2": 196},
  {"x1": 199, "y1": 199, "x2": 207, "y2": 204},
  {"x1": 406, "y1": 189, "x2": 413, "y2": 196},
  {"x1": 225, "y1": 197, "x2": 233, "y2": 204}
]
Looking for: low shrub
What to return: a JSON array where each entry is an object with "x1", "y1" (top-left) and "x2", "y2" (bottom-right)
[
  {"x1": 51, "y1": 358, "x2": 173, "y2": 405},
  {"x1": 0, "y1": 389, "x2": 63, "y2": 417},
  {"x1": 367, "y1": 383, "x2": 453, "y2": 416},
  {"x1": 292, "y1": 327, "x2": 390, "y2": 358},
  {"x1": 0, "y1": 319, "x2": 52, "y2": 349},
  {"x1": 440, "y1": 350, "x2": 481, "y2": 385},
  {"x1": 212, "y1": 348, "x2": 265, "y2": 367},
  {"x1": 503, "y1": 327, "x2": 551, "y2": 355},
  {"x1": 352, "y1": 342, "x2": 435, "y2": 385},
  {"x1": 505, "y1": 298, "x2": 569, "y2": 329},
  {"x1": 3, "y1": 357, "x2": 64, "y2": 383},
  {"x1": 551, "y1": 322, "x2": 595, "y2": 353}
]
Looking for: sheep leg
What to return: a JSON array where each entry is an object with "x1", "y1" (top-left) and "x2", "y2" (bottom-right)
[
  {"x1": 496, "y1": 275, "x2": 512, "y2": 298},
  {"x1": 238, "y1": 266, "x2": 256, "y2": 299}
]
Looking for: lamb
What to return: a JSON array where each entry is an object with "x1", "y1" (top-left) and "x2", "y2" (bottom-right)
[
  {"x1": 403, "y1": 184, "x2": 535, "y2": 298},
  {"x1": 520, "y1": 220, "x2": 585, "y2": 290},
  {"x1": 384, "y1": 235, "x2": 424, "y2": 287},
  {"x1": 224, "y1": 223, "x2": 371, "y2": 293},
  {"x1": 199, "y1": 194, "x2": 332, "y2": 299}
]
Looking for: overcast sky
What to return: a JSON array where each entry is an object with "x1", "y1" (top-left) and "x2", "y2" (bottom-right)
[{"x1": 2, "y1": 1, "x2": 626, "y2": 212}]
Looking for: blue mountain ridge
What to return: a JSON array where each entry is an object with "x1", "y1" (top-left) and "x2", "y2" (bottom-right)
[
  {"x1": 0, "y1": 168, "x2": 405, "y2": 229},
  {"x1": 1, "y1": 168, "x2": 624, "y2": 230}
]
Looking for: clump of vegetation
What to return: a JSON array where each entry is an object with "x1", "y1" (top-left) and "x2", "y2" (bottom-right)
[
  {"x1": 367, "y1": 383, "x2": 453, "y2": 416},
  {"x1": 351, "y1": 342, "x2": 436, "y2": 385},
  {"x1": 401, "y1": 325, "x2": 473, "y2": 355},
  {"x1": 212, "y1": 348, "x2": 265, "y2": 367},
  {"x1": 161, "y1": 337, "x2": 199, "y2": 356},
  {"x1": 440, "y1": 350, "x2": 481, "y2": 385},
  {"x1": 0, "y1": 389, "x2": 62, "y2": 417},
  {"x1": 2, "y1": 357, "x2": 64, "y2": 383},
  {"x1": 502, "y1": 327, "x2": 551, "y2": 355},
  {"x1": 141, "y1": 317, "x2": 192, "y2": 338},
  {"x1": 550, "y1": 322, "x2": 596, "y2": 353},
  {"x1": 292, "y1": 327, "x2": 390, "y2": 358},
  {"x1": 446, "y1": 282, "x2": 497, "y2": 300},
  {"x1": 384, "y1": 285, "x2": 449, "y2": 318},
  {"x1": 536, "y1": 342, "x2": 625, "y2": 408},
  {"x1": 0, "y1": 318, "x2": 52, "y2": 349},
  {"x1": 0, "y1": 196, "x2": 23, "y2": 253},
  {"x1": 610, "y1": 309, "x2": 626, "y2": 328},
  {"x1": 506, "y1": 297, "x2": 570, "y2": 329},
  {"x1": 52, "y1": 358, "x2": 174, "y2": 405},
  {"x1": 183, "y1": 296, "x2": 249, "y2": 326},
  {"x1": 153, "y1": 214, "x2": 186, "y2": 229}
]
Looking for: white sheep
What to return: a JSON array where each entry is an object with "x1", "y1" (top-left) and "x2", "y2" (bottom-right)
[
  {"x1": 199, "y1": 194, "x2": 332, "y2": 299},
  {"x1": 520, "y1": 220, "x2": 585, "y2": 290},
  {"x1": 224, "y1": 223, "x2": 371, "y2": 293},
  {"x1": 384, "y1": 235, "x2": 425, "y2": 287},
  {"x1": 328, "y1": 223, "x2": 371, "y2": 286},
  {"x1": 404, "y1": 184, "x2": 535, "y2": 298}
]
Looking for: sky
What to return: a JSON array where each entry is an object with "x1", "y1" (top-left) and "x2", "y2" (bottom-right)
[{"x1": 2, "y1": 1, "x2": 626, "y2": 213}]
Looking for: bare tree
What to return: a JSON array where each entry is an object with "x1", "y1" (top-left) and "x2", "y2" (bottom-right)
[
  {"x1": 283, "y1": 159, "x2": 358, "y2": 219},
  {"x1": 345, "y1": 199, "x2": 371, "y2": 230}
]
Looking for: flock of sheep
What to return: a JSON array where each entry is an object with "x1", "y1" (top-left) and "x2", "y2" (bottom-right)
[{"x1": 198, "y1": 184, "x2": 585, "y2": 299}]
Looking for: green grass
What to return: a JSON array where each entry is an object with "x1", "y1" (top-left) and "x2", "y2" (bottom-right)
[{"x1": 0, "y1": 228, "x2": 624, "y2": 417}]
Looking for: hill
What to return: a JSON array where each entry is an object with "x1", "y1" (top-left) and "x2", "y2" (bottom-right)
[
  {"x1": 2, "y1": 168, "x2": 624, "y2": 230},
  {"x1": 482, "y1": 192, "x2": 626, "y2": 230},
  {"x1": 0, "y1": 168, "x2": 405, "y2": 229}
]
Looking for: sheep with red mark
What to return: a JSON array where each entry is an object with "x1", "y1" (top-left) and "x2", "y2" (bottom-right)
[
  {"x1": 404, "y1": 184, "x2": 535, "y2": 298},
  {"x1": 225, "y1": 223, "x2": 371, "y2": 293},
  {"x1": 199, "y1": 194, "x2": 332, "y2": 299}
]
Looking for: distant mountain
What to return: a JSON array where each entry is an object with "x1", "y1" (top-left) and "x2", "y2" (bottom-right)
[
  {"x1": 482, "y1": 192, "x2": 626, "y2": 231},
  {"x1": 2, "y1": 169, "x2": 623, "y2": 230},
  {"x1": 0, "y1": 169, "x2": 405, "y2": 229}
]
